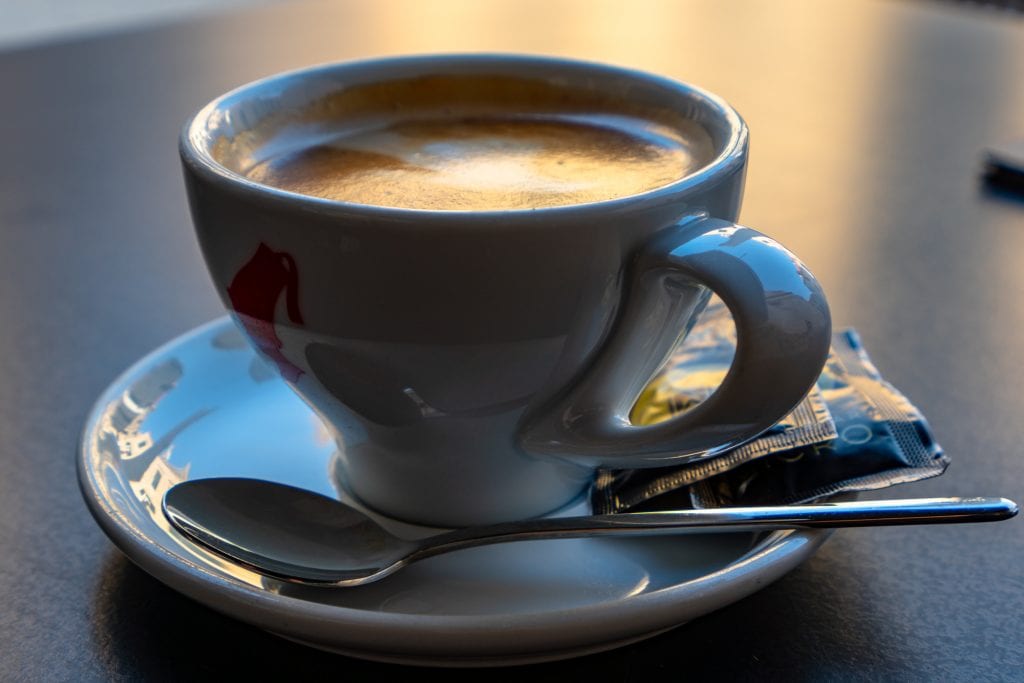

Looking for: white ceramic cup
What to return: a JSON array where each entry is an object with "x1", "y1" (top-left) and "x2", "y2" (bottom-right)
[{"x1": 181, "y1": 54, "x2": 831, "y2": 527}]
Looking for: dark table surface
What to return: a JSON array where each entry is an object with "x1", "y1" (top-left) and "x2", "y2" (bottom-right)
[{"x1": 1, "y1": 0, "x2": 1022, "y2": 679}]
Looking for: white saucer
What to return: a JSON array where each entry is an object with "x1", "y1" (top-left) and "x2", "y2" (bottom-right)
[{"x1": 78, "y1": 318, "x2": 831, "y2": 667}]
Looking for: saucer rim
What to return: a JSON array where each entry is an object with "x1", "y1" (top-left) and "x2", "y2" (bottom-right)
[{"x1": 77, "y1": 317, "x2": 832, "y2": 664}]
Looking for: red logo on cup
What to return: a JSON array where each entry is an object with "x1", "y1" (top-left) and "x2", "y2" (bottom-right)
[{"x1": 226, "y1": 243, "x2": 305, "y2": 382}]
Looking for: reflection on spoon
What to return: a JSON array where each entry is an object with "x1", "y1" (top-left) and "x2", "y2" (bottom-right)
[{"x1": 163, "y1": 478, "x2": 1017, "y2": 588}]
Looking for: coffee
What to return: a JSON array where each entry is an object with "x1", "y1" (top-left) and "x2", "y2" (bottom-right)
[{"x1": 244, "y1": 114, "x2": 712, "y2": 210}]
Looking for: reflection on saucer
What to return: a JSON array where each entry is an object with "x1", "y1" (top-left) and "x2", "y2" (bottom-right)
[{"x1": 85, "y1": 343, "x2": 264, "y2": 585}]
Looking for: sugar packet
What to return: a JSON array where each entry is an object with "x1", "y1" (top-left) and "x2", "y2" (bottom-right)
[{"x1": 593, "y1": 326, "x2": 949, "y2": 513}]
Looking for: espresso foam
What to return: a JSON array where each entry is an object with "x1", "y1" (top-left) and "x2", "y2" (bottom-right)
[{"x1": 245, "y1": 114, "x2": 714, "y2": 210}]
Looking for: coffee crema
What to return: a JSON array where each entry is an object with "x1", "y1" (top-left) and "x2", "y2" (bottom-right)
[{"x1": 244, "y1": 114, "x2": 714, "y2": 210}]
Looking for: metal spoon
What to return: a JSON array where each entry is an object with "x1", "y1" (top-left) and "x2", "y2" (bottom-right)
[{"x1": 162, "y1": 478, "x2": 1017, "y2": 588}]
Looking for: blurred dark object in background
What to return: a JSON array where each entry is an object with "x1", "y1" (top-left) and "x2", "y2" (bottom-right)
[
  {"x1": 931, "y1": 0, "x2": 1024, "y2": 12},
  {"x1": 984, "y1": 140, "x2": 1024, "y2": 196}
]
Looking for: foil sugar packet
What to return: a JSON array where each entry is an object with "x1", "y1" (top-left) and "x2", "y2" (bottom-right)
[
  {"x1": 687, "y1": 329, "x2": 949, "y2": 508},
  {"x1": 592, "y1": 300, "x2": 838, "y2": 514},
  {"x1": 592, "y1": 314, "x2": 949, "y2": 513}
]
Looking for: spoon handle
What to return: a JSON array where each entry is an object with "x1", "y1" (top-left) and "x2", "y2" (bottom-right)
[
  {"x1": 598, "y1": 496, "x2": 1019, "y2": 530},
  {"x1": 422, "y1": 497, "x2": 1018, "y2": 558}
]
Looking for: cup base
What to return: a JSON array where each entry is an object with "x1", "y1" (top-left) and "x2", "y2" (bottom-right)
[
  {"x1": 327, "y1": 437, "x2": 593, "y2": 528},
  {"x1": 328, "y1": 450, "x2": 594, "y2": 534}
]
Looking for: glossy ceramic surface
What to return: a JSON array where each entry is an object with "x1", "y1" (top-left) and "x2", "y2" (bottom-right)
[
  {"x1": 78, "y1": 318, "x2": 832, "y2": 666},
  {"x1": 181, "y1": 55, "x2": 831, "y2": 527}
]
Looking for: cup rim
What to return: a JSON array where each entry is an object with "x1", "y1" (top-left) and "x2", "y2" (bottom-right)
[{"x1": 180, "y1": 53, "x2": 748, "y2": 221}]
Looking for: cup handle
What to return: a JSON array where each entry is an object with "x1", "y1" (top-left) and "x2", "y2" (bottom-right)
[{"x1": 519, "y1": 215, "x2": 832, "y2": 468}]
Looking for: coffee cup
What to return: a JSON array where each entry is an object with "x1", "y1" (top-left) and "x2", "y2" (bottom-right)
[{"x1": 180, "y1": 54, "x2": 831, "y2": 527}]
